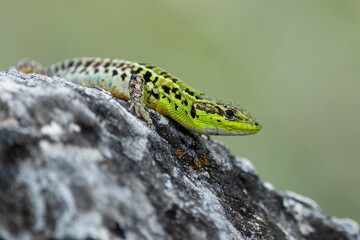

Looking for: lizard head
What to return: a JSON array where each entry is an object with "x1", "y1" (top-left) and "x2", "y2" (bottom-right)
[{"x1": 190, "y1": 97, "x2": 262, "y2": 135}]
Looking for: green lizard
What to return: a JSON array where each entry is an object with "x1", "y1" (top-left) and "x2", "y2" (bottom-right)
[{"x1": 15, "y1": 57, "x2": 262, "y2": 135}]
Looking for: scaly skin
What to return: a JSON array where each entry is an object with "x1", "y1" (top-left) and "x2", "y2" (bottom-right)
[{"x1": 17, "y1": 57, "x2": 262, "y2": 135}]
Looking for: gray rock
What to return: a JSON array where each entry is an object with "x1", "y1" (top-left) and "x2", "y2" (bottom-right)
[{"x1": 0, "y1": 71, "x2": 358, "y2": 240}]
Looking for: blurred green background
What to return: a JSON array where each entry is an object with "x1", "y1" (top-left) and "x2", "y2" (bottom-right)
[{"x1": 1, "y1": 0, "x2": 359, "y2": 223}]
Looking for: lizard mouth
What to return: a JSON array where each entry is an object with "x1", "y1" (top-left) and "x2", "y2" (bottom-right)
[
  {"x1": 223, "y1": 119, "x2": 262, "y2": 135},
  {"x1": 197, "y1": 123, "x2": 261, "y2": 136}
]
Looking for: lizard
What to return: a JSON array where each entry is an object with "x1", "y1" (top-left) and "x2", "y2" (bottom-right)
[{"x1": 14, "y1": 57, "x2": 262, "y2": 135}]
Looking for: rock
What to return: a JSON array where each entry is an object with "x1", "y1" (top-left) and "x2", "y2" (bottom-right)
[{"x1": 0, "y1": 71, "x2": 358, "y2": 240}]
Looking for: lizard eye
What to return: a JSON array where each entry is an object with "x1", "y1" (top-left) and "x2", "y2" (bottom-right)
[{"x1": 225, "y1": 109, "x2": 235, "y2": 119}]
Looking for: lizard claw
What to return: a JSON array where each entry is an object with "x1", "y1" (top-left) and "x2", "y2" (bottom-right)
[
  {"x1": 129, "y1": 102, "x2": 152, "y2": 125},
  {"x1": 129, "y1": 100, "x2": 152, "y2": 125}
]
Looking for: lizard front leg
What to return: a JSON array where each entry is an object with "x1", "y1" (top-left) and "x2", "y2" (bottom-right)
[{"x1": 128, "y1": 74, "x2": 153, "y2": 125}]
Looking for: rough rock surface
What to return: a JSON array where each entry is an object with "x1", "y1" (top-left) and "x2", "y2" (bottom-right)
[{"x1": 0, "y1": 71, "x2": 359, "y2": 240}]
